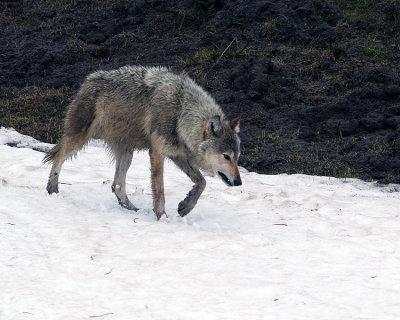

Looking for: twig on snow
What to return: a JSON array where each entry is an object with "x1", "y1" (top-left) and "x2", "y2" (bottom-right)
[
  {"x1": 89, "y1": 313, "x2": 114, "y2": 318},
  {"x1": 104, "y1": 267, "x2": 114, "y2": 275}
]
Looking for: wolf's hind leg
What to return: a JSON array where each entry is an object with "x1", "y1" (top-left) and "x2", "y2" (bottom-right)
[
  {"x1": 170, "y1": 156, "x2": 206, "y2": 217},
  {"x1": 45, "y1": 131, "x2": 90, "y2": 194},
  {"x1": 112, "y1": 150, "x2": 138, "y2": 211}
]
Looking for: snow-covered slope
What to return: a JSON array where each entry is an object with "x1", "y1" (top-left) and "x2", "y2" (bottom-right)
[{"x1": 1, "y1": 127, "x2": 399, "y2": 320}]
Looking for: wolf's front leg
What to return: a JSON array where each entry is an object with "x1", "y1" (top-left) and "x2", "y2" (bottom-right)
[
  {"x1": 178, "y1": 182, "x2": 206, "y2": 217},
  {"x1": 170, "y1": 156, "x2": 206, "y2": 217},
  {"x1": 149, "y1": 147, "x2": 166, "y2": 220}
]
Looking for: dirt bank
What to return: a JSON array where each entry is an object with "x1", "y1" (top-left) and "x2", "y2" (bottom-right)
[{"x1": 1, "y1": 0, "x2": 400, "y2": 182}]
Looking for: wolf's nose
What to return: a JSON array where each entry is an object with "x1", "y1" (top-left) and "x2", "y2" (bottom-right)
[{"x1": 234, "y1": 178, "x2": 242, "y2": 186}]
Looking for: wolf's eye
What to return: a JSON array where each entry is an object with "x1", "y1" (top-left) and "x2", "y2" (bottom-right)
[{"x1": 223, "y1": 154, "x2": 231, "y2": 161}]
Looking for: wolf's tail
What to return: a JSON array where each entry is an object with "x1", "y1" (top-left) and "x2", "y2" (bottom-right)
[
  {"x1": 43, "y1": 79, "x2": 98, "y2": 164},
  {"x1": 43, "y1": 143, "x2": 62, "y2": 164}
]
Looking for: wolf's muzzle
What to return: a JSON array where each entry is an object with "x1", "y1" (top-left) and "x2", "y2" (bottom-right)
[
  {"x1": 218, "y1": 171, "x2": 232, "y2": 186},
  {"x1": 218, "y1": 171, "x2": 242, "y2": 187}
]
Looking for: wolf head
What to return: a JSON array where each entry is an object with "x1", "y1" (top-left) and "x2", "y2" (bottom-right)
[{"x1": 199, "y1": 116, "x2": 242, "y2": 187}]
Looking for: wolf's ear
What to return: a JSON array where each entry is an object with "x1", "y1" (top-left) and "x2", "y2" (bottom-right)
[
  {"x1": 230, "y1": 117, "x2": 240, "y2": 133},
  {"x1": 207, "y1": 115, "x2": 223, "y2": 138}
]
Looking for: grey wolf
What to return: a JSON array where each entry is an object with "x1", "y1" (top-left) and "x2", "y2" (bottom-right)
[{"x1": 44, "y1": 66, "x2": 242, "y2": 219}]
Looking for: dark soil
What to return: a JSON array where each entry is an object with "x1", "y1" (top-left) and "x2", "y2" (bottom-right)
[{"x1": 1, "y1": 0, "x2": 400, "y2": 183}]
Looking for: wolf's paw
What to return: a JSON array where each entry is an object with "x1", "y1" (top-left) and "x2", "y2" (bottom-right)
[
  {"x1": 119, "y1": 199, "x2": 139, "y2": 211},
  {"x1": 178, "y1": 200, "x2": 194, "y2": 217},
  {"x1": 46, "y1": 183, "x2": 59, "y2": 194},
  {"x1": 154, "y1": 209, "x2": 167, "y2": 220}
]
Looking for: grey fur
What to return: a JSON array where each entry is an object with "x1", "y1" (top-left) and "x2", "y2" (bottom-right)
[{"x1": 44, "y1": 65, "x2": 242, "y2": 219}]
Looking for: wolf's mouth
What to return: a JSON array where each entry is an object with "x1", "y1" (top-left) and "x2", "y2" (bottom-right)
[{"x1": 218, "y1": 171, "x2": 232, "y2": 186}]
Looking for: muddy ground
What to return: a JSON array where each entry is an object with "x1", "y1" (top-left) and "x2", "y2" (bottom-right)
[{"x1": 1, "y1": 0, "x2": 400, "y2": 183}]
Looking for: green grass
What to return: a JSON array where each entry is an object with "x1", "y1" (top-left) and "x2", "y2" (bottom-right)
[
  {"x1": 0, "y1": 86, "x2": 71, "y2": 143},
  {"x1": 195, "y1": 47, "x2": 217, "y2": 64},
  {"x1": 363, "y1": 41, "x2": 385, "y2": 57},
  {"x1": 326, "y1": 0, "x2": 400, "y2": 30},
  {"x1": 240, "y1": 129, "x2": 371, "y2": 179}
]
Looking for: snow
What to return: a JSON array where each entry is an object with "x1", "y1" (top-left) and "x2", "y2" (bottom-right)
[{"x1": 1, "y1": 127, "x2": 399, "y2": 320}]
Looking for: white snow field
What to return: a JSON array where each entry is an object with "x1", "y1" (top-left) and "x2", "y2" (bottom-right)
[{"x1": 0, "y1": 127, "x2": 399, "y2": 320}]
